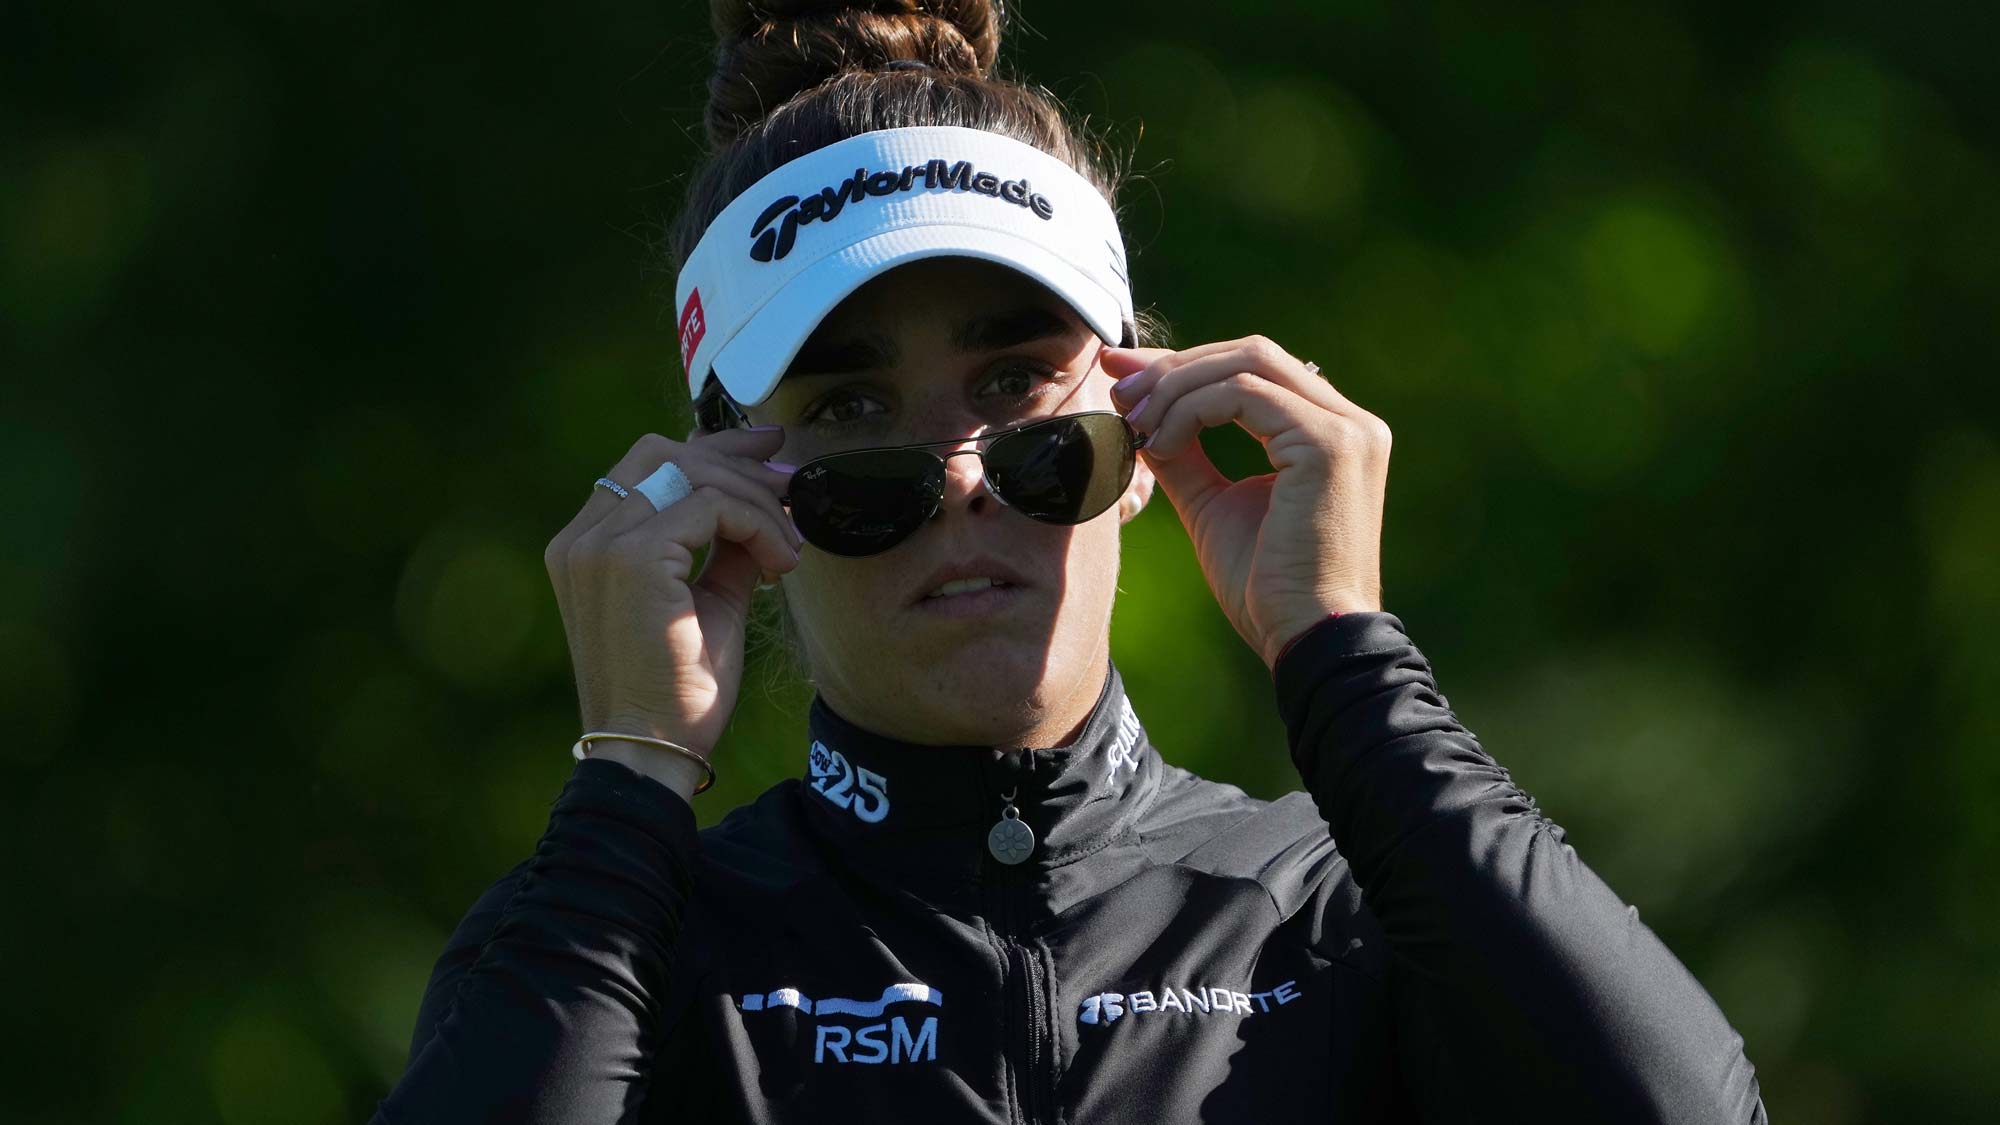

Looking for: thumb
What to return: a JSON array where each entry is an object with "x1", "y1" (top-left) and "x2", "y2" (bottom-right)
[
  {"x1": 1140, "y1": 440, "x2": 1229, "y2": 514},
  {"x1": 1101, "y1": 345, "x2": 1171, "y2": 378},
  {"x1": 691, "y1": 536, "x2": 765, "y2": 611}
]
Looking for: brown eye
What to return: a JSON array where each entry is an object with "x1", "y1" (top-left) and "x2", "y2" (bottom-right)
[
  {"x1": 992, "y1": 370, "x2": 1034, "y2": 396},
  {"x1": 803, "y1": 390, "x2": 885, "y2": 426},
  {"x1": 983, "y1": 362, "x2": 1056, "y2": 401}
]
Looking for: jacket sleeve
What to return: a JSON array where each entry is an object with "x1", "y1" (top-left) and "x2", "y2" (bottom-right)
[
  {"x1": 369, "y1": 756, "x2": 701, "y2": 1124},
  {"x1": 1273, "y1": 612, "x2": 1767, "y2": 1124}
]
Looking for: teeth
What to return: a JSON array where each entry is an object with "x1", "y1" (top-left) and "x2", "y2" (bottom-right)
[{"x1": 926, "y1": 576, "x2": 1009, "y2": 599}]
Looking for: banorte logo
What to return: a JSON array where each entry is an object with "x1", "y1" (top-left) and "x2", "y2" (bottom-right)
[
  {"x1": 749, "y1": 158, "x2": 1056, "y2": 263},
  {"x1": 1079, "y1": 981, "x2": 1303, "y2": 1027},
  {"x1": 1079, "y1": 994, "x2": 1126, "y2": 1025}
]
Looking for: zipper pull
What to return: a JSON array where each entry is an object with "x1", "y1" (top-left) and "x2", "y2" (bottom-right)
[{"x1": 986, "y1": 787, "x2": 1035, "y2": 865}]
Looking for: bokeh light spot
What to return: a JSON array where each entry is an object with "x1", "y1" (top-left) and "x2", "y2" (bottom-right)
[
  {"x1": 209, "y1": 1004, "x2": 346, "y2": 1125},
  {"x1": 395, "y1": 522, "x2": 545, "y2": 691}
]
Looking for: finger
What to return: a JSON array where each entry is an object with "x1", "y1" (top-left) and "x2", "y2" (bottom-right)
[
  {"x1": 607, "y1": 485, "x2": 801, "y2": 580},
  {"x1": 1137, "y1": 432, "x2": 1230, "y2": 515},
  {"x1": 1124, "y1": 337, "x2": 1349, "y2": 420},
  {"x1": 690, "y1": 535, "x2": 765, "y2": 609},
  {"x1": 548, "y1": 432, "x2": 688, "y2": 561},
  {"x1": 571, "y1": 426, "x2": 783, "y2": 541},
  {"x1": 1141, "y1": 375, "x2": 1331, "y2": 465},
  {"x1": 596, "y1": 449, "x2": 796, "y2": 546},
  {"x1": 1104, "y1": 340, "x2": 1245, "y2": 410},
  {"x1": 1110, "y1": 336, "x2": 1350, "y2": 418},
  {"x1": 548, "y1": 436, "x2": 679, "y2": 617},
  {"x1": 657, "y1": 455, "x2": 799, "y2": 551},
  {"x1": 684, "y1": 423, "x2": 787, "y2": 456},
  {"x1": 689, "y1": 488, "x2": 802, "y2": 579},
  {"x1": 1100, "y1": 345, "x2": 1174, "y2": 384},
  {"x1": 1127, "y1": 349, "x2": 1348, "y2": 444}
]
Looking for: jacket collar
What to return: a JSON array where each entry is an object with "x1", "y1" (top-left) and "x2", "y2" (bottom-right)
[{"x1": 794, "y1": 657, "x2": 1161, "y2": 899}]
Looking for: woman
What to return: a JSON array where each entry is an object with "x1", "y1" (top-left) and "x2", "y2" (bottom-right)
[{"x1": 374, "y1": 2, "x2": 1766, "y2": 1121}]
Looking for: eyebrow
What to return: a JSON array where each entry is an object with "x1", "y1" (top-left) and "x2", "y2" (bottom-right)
[{"x1": 783, "y1": 304, "x2": 1077, "y2": 380}]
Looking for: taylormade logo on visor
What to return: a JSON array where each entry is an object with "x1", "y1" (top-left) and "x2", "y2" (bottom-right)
[{"x1": 750, "y1": 157, "x2": 1056, "y2": 262}]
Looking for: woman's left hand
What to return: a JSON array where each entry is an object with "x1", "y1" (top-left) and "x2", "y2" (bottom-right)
[{"x1": 1102, "y1": 337, "x2": 1390, "y2": 671}]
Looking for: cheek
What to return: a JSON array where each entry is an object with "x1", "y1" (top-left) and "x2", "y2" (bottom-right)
[
  {"x1": 776, "y1": 560, "x2": 836, "y2": 634},
  {"x1": 794, "y1": 556, "x2": 898, "y2": 616},
  {"x1": 1058, "y1": 518, "x2": 1124, "y2": 588}
]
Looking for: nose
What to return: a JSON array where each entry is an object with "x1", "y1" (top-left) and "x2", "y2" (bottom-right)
[{"x1": 936, "y1": 440, "x2": 999, "y2": 517}]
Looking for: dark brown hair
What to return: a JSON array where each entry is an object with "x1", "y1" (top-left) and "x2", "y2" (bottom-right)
[{"x1": 669, "y1": 0, "x2": 1151, "y2": 428}]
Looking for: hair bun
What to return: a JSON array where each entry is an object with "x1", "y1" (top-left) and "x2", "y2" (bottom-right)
[{"x1": 706, "y1": 0, "x2": 1004, "y2": 146}]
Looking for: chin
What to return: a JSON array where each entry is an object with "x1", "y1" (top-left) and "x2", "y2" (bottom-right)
[
  {"x1": 911, "y1": 641, "x2": 1057, "y2": 699},
  {"x1": 922, "y1": 638, "x2": 1044, "y2": 681}
]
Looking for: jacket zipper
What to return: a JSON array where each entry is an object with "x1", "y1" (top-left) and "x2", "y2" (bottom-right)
[
  {"x1": 985, "y1": 780, "x2": 1056, "y2": 1125},
  {"x1": 990, "y1": 866, "x2": 1053, "y2": 1125}
]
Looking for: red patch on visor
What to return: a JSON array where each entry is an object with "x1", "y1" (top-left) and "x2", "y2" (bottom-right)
[{"x1": 679, "y1": 289, "x2": 707, "y2": 370}]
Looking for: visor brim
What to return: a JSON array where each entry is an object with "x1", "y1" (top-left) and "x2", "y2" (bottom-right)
[{"x1": 704, "y1": 223, "x2": 1131, "y2": 408}]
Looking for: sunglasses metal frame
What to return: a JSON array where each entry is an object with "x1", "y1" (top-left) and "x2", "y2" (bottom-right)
[{"x1": 778, "y1": 410, "x2": 1151, "y2": 554}]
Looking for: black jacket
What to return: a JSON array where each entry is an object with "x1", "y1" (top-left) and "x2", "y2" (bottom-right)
[{"x1": 372, "y1": 612, "x2": 1766, "y2": 1123}]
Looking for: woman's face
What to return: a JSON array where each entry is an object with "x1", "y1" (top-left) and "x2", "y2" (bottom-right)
[{"x1": 743, "y1": 256, "x2": 1155, "y2": 749}]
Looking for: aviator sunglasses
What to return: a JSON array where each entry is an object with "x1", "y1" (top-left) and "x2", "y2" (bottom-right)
[{"x1": 700, "y1": 394, "x2": 1152, "y2": 557}]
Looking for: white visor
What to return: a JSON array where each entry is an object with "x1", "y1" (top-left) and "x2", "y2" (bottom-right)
[{"x1": 674, "y1": 125, "x2": 1135, "y2": 407}]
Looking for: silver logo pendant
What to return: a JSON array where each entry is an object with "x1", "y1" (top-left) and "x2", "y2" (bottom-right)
[{"x1": 987, "y1": 801, "x2": 1036, "y2": 866}]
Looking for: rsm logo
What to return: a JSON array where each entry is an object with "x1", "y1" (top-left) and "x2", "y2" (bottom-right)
[
  {"x1": 1079, "y1": 980, "x2": 1302, "y2": 1025},
  {"x1": 738, "y1": 982, "x2": 942, "y2": 1066},
  {"x1": 814, "y1": 1017, "x2": 937, "y2": 1066}
]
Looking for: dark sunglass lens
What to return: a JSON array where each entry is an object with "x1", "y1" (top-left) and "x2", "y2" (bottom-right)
[
  {"x1": 789, "y1": 449, "x2": 943, "y2": 557},
  {"x1": 986, "y1": 413, "x2": 1134, "y2": 524}
]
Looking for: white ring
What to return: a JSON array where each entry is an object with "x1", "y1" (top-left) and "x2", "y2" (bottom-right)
[
  {"x1": 635, "y1": 460, "x2": 694, "y2": 512},
  {"x1": 593, "y1": 476, "x2": 629, "y2": 499},
  {"x1": 1304, "y1": 360, "x2": 1321, "y2": 376}
]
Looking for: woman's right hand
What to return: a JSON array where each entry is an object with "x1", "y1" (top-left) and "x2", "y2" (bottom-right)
[{"x1": 543, "y1": 426, "x2": 801, "y2": 797}]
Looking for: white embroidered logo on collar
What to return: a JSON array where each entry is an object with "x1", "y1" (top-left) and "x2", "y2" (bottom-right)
[
  {"x1": 808, "y1": 740, "x2": 890, "y2": 824},
  {"x1": 1103, "y1": 697, "x2": 1143, "y2": 786}
]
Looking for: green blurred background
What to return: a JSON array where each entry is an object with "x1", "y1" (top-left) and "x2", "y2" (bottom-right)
[{"x1": 6, "y1": 1, "x2": 1996, "y2": 1120}]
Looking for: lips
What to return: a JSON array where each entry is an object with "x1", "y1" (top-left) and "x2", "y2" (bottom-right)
[
  {"x1": 912, "y1": 581, "x2": 1027, "y2": 618},
  {"x1": 909, "y1": 555, "x2": 1033, "y2": 606},
  {"x1": 925, "y1": 576, "x2": 1015, "y2": 600}
]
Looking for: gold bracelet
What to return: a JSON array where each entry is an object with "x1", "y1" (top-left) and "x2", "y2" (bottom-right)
[{"x1": 571, "y1": 731, "x2": 716, "y2": 795}]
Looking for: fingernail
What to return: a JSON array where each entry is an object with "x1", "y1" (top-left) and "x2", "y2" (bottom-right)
[
  {"x1": 1124, "y1": 394, "x2": 1151, "y2": 424},
  {"x1": 764, "y1": 460, "x2": 797, "y2": 473},
  {"x1": 747, "y1": 424, "x2": 783, "y2": 432},
  {"x1": 1113, "y1": 373, "x2": 1143, "y2": 394}
]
